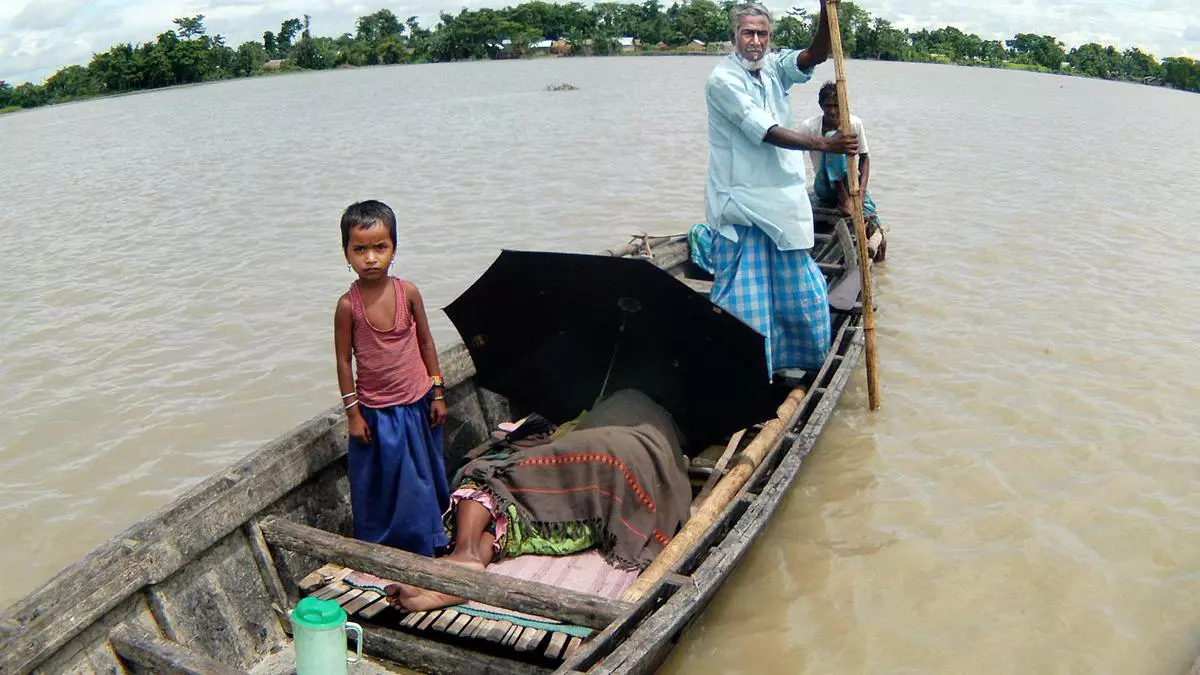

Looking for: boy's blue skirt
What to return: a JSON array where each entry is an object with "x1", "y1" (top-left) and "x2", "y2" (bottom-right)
[{"x1": 348, "y1": 392, "x2": 450, "y2": 556}]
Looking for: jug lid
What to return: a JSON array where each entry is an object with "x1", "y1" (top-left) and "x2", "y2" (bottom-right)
[{"x1": 291, "y1": 596, "x2": 348, "y2": 630}]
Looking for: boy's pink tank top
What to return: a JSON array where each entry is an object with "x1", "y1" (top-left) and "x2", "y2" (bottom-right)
[{"x1": 349, "y1": 277, "x2": 431, "y2": 407}]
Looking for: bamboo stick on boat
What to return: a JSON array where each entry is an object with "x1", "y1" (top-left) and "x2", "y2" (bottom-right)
[
  {"x1": 620, "y1": 387, "x2": 806, "y2": 602},
  {"x1": 826, "y1": 0, "x2": 882, "y2": 411}
]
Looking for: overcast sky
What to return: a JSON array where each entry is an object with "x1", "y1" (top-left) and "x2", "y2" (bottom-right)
[{"x1": 1, "y1": 0, "x2": 1197, "y2": 84}]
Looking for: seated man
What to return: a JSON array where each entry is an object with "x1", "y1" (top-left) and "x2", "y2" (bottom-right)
[
  {"x1": 387, "y1": 389, "x2": 692, "y2": 611},
  {"x1": 799, "y1": 81, "x2": 888, "y2": 262}
]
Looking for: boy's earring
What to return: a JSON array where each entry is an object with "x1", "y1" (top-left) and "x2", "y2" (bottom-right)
[{"x1": 347, "y1": 264, "x2": 352, "y2": 272}]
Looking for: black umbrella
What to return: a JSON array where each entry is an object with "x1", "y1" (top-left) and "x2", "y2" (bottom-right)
[{"x1": 444, "y1": 250, "x2": 774, "y2": 451}]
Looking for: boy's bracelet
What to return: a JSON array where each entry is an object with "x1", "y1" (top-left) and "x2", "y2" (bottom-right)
[
  {"x1": 344, "y1": 400, "x2": 360, "y2": 411},
  {"x1": 341, "y1": 392, "x2": 356, "y2": 399},
  {"x1": 432, "y1": 394, "x2": 445, "y2": 401},
  {"x1": 431, "y1": 375, "x2": 444, "y2": 388}
]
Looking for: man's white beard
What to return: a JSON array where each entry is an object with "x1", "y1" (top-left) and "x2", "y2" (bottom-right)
[{"x1": 740, "y1": 55, "x2": 765, "y2": 71}]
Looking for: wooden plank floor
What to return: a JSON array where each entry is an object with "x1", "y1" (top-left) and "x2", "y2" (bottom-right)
[{"x1": 299, "y1": 564, "x2": 583, "y2": 663}]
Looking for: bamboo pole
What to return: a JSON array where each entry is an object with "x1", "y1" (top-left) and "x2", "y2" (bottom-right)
[
  {"x1": 825, "y1": 0, "x2": 881, "y2": 411},
  {"x1": 620, "y1": 387, "x2": 806, "y2": 602}
]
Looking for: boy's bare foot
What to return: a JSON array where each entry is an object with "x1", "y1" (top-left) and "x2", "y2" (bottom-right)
[{"x1": 384, "y1": 555, "x2": 487, "y2": 612}]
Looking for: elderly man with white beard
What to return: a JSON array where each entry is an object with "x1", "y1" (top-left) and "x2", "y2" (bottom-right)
[{"x1": 702, "y1": 1, "x2": 859, "y2": 379}]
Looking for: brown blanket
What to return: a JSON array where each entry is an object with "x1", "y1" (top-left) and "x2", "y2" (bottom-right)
[{"x1": 454, "y1": 389, "x2": 691, "y2": 570}]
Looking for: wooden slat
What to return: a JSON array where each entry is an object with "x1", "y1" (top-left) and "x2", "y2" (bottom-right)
[
  {"x1": 545, "y1": 631, "x2": 569, "y2": 660},
  {"x1": 462, "y1": 616, "x2": 485, "y2": 638},
  {"x1": 515, "y1": 628, "x2": 546, "y2": 652},
  {"x1": 565, "y1": 637, "x2": 583, "y2": 659},
  {"x1": 358, "y1": 597, "x2": 391, "y2": 619},
  {"x1": 486, "y1": 620, "x2": 513, "y2": 643},
  {"x1": 313, "y1": 582, "x2": 350, "y2": 600},
  {"x1": 400, "y1": 611, "x2": 423, "y2": 629},
  {"x1": 366, "y1": 623, "x2": 548, "y2": 675},
  {"x1": 110, "y1": 628, "x2": 245, "y2": 675},
  {"x1": 417, "y1": 610, "x2": 443, "y2": 631},
  {"x1": 447, "y1": 613, "x2": 473, "y2": 636},
  {"x1": 432, "y1": 609, "x2": 459, "y2": 632},
  {"x1": 332, "y1": 588, "x2": 364, "y2": 606},
  {"x1": 297, "y1": 563, "x2": 344, "y2": 593},
  {"x1": 503, "y1": 625, "x2": 523, "y2": 647},
  {"x1": 260, "y1": 518, "x2": 627, "y2": 630},
  {"x1": 342, "y1": 590, "x2": 381, "y2": 615}
]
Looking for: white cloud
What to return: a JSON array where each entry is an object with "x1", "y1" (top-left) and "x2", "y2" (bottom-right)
[{"x1": 1, "y1": 0, "x2": 1197, "y2": 83}]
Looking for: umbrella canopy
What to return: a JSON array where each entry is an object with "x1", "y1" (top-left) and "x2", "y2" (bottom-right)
[{"x1": 444, "y1": 250, "x2": 774, "y2": 451}]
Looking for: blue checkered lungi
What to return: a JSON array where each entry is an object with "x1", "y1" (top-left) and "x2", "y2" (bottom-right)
[{"x1": 709, "y1": 224, "x2": 831, "y2": 376}]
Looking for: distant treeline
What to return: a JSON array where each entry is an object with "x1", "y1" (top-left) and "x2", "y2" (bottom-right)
[{"x1": 2, "y1": 1, "x2": 1197, "y2": 112}]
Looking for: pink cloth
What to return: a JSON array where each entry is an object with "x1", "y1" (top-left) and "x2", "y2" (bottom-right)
[{"x1": 349, "y1": 277, "x2": 431, "y2": 407}]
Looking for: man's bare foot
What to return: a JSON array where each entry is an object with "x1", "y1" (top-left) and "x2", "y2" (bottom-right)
[{"x1": 384, "y1": 555, "x2": 487, "y2": 612}]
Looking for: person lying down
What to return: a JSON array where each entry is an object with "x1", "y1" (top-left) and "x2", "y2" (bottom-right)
[{"x1": 386, "y1": 388, "x2": 692, "y2": 612}]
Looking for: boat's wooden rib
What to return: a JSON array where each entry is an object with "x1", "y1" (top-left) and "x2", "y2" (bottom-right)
[
  {"x1": 259, "y1": 517, "x2": 629, "y2": 630},
  {"x1": 109, "y1": 627, "x2": 247, "y2": 675},
  {"x1": 0, "y1": 215, "x2": 866, "y2": 675}
]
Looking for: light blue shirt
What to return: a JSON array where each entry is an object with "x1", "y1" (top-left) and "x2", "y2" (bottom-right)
[{"x1": 705, "y1": 51, "x2": 816, "y2": 251}]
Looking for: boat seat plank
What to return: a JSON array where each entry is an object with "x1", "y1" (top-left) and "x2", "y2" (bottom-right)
[
  {"x1": 400, "y1": 611, "x2": 423, "y2": 628},
  {"x1": 260, "y1": 517, "x2": 627, "y2": 629}
]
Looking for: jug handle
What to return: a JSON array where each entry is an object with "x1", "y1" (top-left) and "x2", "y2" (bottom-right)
[{"x1": 346, "y1": 621, "x2": 364, "y2": 664}]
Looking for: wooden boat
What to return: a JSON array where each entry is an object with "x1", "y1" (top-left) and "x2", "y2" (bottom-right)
[{"x1": 0, "y1": 209, "x2": 868, "y2": 675}]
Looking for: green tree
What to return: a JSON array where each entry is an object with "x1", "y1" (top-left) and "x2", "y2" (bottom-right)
[
  {"x1": 1006, "y1": 33, "x2": 1064, "y2": 71},
  {"x1": 278, "y1": 18, "x2": 304, "y2": 54},
  {"x1": 233, "y1": 41, "x2": 268, "y2": 76},
  {"x1": 357, "y1": 9, "x2": 404, "y2": 45},
  {"x1": 173, "y1": 15, "x2": 207, "y2": 39},
  {"x1": 44, "y1": 64, "x2": 102, "y2": 101},
  {"x1": 1162, "y1": 56, "x2": 1200, "y2": 91},
  {"x1": 1121, "y1": 47, "x2": 1162, "y2": 81},
  {"x1": 1066, "y1": 43, "x2": 1121, "y2": 78}
]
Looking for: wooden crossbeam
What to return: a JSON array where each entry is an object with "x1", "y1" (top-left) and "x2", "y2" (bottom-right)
[{"x1": 259, "y1": 517, "x2": 628, "y2": 630}]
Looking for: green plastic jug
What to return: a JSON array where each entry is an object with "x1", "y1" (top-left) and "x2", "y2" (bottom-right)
[{"x1": 289, "y1": 596, "x2": 363, "y2": 675}]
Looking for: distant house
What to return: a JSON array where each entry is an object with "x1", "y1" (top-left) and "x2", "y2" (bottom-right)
[
  {"x1": 263, "y1": 59, "x2": 285, "y2": 70},
  {"x1": 686, "y1": 39, "x2": 706, "y2": 53},
  {"x1": 532, "y1": 38, "x2": 555, "y2": 52},
  {"x1": 550, "y1": 39, "x2": 571, "y2": 56},
  {"x1": 619, "y1": 36, "x2": 637, "y2": 52}
]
